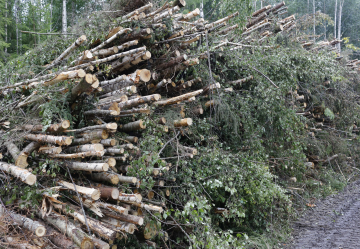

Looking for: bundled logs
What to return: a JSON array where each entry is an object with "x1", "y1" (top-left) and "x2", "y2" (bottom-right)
[{"x1": 0, "y1": 1, "x2": 343, "y2": 248}]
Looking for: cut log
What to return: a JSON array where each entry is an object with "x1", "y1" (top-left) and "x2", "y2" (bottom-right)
[
  {"x1": 228, "y1": 75, "x2": 253, "y2": 85},
  {"x1": 22, "y1": 120, "x2": 70, "y2": 133},
  {"x1": 49, "y1": 151, "x2": 105, "y2": 159},
  {"x1": 46, "y1": 225, "x2": 78, "y2": 248},
  {"x1": 92, "y1": 237, "x2": 110, "y2": 249},
  {"x1": 103, "y1": 210, "x2": 143, "y2": 226},
  {"x1": 48, "y1": 35, "x2": 87, "y2": 68},
  {"x1": 90, "y1": 158, "x2": 116, "y2": 168},
  {"x1": 0, "y1": 206, "x2": 46, "y2": 237},
  {"x1": 84, "y1": 109, "x2": 120, "y2": 117},
  {"x1": 105, "y1": 148, "x2": 125, "y2": 155},
  {"x1": 38, "y1": 211, "x2": 93, "y2": 249},
  {"x1": 92, "y1": 46, "x2": 119, "y2": 57},
  {"x1": 247, "y1": 13, "x2": 267, "y2": 28},
  {"x1": 5, "y1": 142, "x2": 28, "y2": 168},
  {"x1": 205, "y1": 100, "x2": 219, "y2": 108},
  {"x1": 98, "y1": 202, "x2": 128, "y2": 215},
  {"x1": 122, "y1": 201, "x2": 163, "y2": 213},
  {"x1": 73, "y1": 130, "x2": 109, "y2": 145},
  {"x1": 202, "y1": 82, "x2": 221, "y2": 95},
  {"x1": 125, "y1": 136, "x2": 138, "y2": 143},
  {"x1": 117, "y1": 94, "x2": 160, "y2": 109},
  {"x1": 117, "y1": 28, "x2": 152, "y2": 44},
  {"x1": 66, "y1": 144, "x2": 104, "y2": 154},
  {"x1": 38, "y1": 146, "x2": 62, "y2": 154},
  {"x1": 99, "y1": 86, "x2": 137, "y2": 99},
  {"x1": 118, "y1": 193, "x2": 142, "y2": 203},
  {"x1": 115, "y1": 108, "x2": 150, "y2": 116},
  {"x1": 90, "y1": 28, "x2": 132, "y2": 53},
  {"x1": 98, "y1": 186, "x2": 120, "y2": 200},
  {"x1": 31, "y1": 70, "x2": 86, "y2": 87},
  {"x1": 61, "y1": 161, "x2": 109, "y2": 172},
  {"x1": 74, "y1": 123, "x2": 117, "y2": 134},
  {"x1": 174, "y1": 118, "x2": 192, "y2": 127},
  {"x1": 100, "y1": 69, "x2": 151, "y2": 89},
  {"x1": 99, "y1": 139, "x2": 118, "y2": 147},
  {"x1": 180, "y1": 8, "x2": 200, "y2": 21},
  {"x1": 119, "y1": 120, "x2": 146, "y2": 132},
  {"x1": 53, "y1": 203, "x2": 117, "y2": 241},
  {"x1": 70, "y1": 74, "x2": 97, "y2": 101},
  {"x1": 116, "y1": 174, "x2": 138, "y2": 184},
  {"x1": 91, "y1": 172, "x2": 120, "y2": 185},
  {"x1": 252, "y1": 5, "x2": 272, "y2": 17},
  {"x1": 24, "y1": 134, "x2": 72, "y2": 146},
  {"x1": 58, "y1": 180, "x2": 101, "y2": 200},
  {"x1": 0, "y1": 162, "x2": 36, "y2": 185},
  {"x1": 154, "y1": 90, "x2": 203, "y2": 106},
  {"x1": 100, "y1": 217, "x2": 136, "y2": 234}
]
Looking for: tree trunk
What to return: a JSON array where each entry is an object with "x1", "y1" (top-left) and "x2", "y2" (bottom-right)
[
  {"x1": 38, "y1": 211, "x2": 93, "y2": 249},
  {"x1": 103, "y1": 210, "x2": 143, "y2": 226},
  {"x1": 91, "y1": 172, "x2": 120, "y2": 185},
  {"x1": 0, "y1": 162, "x2": 36, "y2": 185},
  {"x1": 337, "y1": 0, "x2": 344, "y2": 52},
  {"x1": 313, "y1": 0, "x2": 316, "y2": 41},
  {"x1": 24, "y1": 134, "x2": 72, "y2": 146},
  {"x1": 117, "y1": 94, "x2": 161, "y2": 109},
  {"x1": 49, "y1": 151, "x2": 105, "y2": 159},
  {"x1": 62, "y1": 0, "x2": 67, "y2": 35},
  {"x1": 100, "y1": 217, "x2": 136, "y2": 234},
  {"x1": 5, "y1": 142, "x2": 28, "y2": 168},
  {"x1": 58, "y1": 180, "x2": 101, "y2": 200},
  {"x1": 53, "y1": 203, "x2": 117, "y2": 241},
  {"x1": 98, "y1": 202, "x2": 128, "y2": 214},
  {"x1": 118, "y1": 193, "x2": 142, "y2": 203},
  {"x1": 15, "y1": 0, "x2": 19, "y2": 55},
  {"x1": 98, "y1": 186, "x2": 120, "y2": 200},
  {"x1": 99, "y1": 139, "x2": 118, "y2": 147},
  {"x1": 154, "y1": 90, "x2": 203, "y2": 106},
  {"x1": 0, "y1": 206, "x2": 46, "y2": 237},
  {"x1": 174, "y1": 118, "x2": 193, "y2": 127},
  {"x1": 70, "y1": 74, "x2": 97, "y2": 101},
  {"x1": 5, "y1": 0, "x2": 7, "y2": 53},
  {"x1": 61, "y1": 161, "x2": 109, "y2": 172},
  {"x1": 119, "y1": 120, "x2": 146, "y2": 132},
  {"x1": 105, "y1": 148, "x2": 125, "y2": 155},
  {"x1": 22, "y1": 120, "x2": 70, "y2": 133},
  {"x1": 66, "y1": 144, "x2": 104, "y2": 153},
  {"x1": 334, "y1": 0, "x2": 337, "y2": 40}
]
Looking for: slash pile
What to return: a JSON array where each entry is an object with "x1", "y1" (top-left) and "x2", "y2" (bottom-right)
[{"x1": 0, "y1": 1, "x2": 347, "y2": 248}]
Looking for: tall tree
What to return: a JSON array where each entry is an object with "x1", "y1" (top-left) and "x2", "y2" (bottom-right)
[
  {"x1": 62, "y1": 0, "x2": 67, "y2": 34},
  {"x1": 337, "y1": 0, "x2": 345, "y2": 51},
  {"x1": 334, "y1": 0, "x2": 337, "y2": 40}
]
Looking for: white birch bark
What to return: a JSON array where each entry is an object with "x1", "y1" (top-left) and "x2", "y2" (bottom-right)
[{"x1": 62, "y1": 0, "x2": 67, "y2": 35}]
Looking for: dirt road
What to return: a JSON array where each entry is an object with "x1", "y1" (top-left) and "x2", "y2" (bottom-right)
[{"x1": 288, "y1": 180, "x2": 360, "y2": 248}]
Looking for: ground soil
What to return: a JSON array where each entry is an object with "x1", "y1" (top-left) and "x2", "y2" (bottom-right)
[{"x1": 286, "y1": 179, "x2": 360, "y2": 248}]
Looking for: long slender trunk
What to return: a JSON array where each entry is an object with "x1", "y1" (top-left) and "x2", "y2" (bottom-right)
[
  {"x1": 308, "y1": 0, "x2": 310, "y2": 14},
  {"x1": 324, "y1": 0, "x2": 326, "y2": 40},
  {"x1": 62, "y1": 0, "x2": 67, "y2": 35},
  {"x1": 50, "y1": 0, "x2": 53, "y2": 32},
  {"x1": 15, "y1": 0, "x2": 19, "y2": 55},
  {"x1": 313, "y1": 0, "x2": 316, "y2": 41},
  {"x1": 334, "y1": 0, "x2": 337, "y2": 39},
  {"x1": 337, "y1": 0, "x2": 344, "y2": 52},
  {"x1": 260, "y1": 0, "x2": 263, "y2": 9},
  {"x1": 5, "y1": 1, "x2": 7, "y2": 53}
]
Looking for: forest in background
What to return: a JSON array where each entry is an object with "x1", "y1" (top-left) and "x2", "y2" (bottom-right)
[
  {"x1": 0, "y1": 0, "x2": 360, "y2": 248},
  {"x1": 2, "y1": 0, "x2": 360, "y2": 62}
]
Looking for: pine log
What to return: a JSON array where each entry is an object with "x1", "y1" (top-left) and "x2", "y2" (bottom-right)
[
  {"x1": 266, "y1": 1, "x2": 286, "y2": 14},
  {"x1": 218, "y1": 24, "x2": 239, "y2": 34},
  {"x1": 48, "y1": 35, "x2": 87, "y2": 68},
  {"x1": 180, "y1": 8, "x2": 200, "y2": 21},
  {"x1": 118, "y1": 193, "x2": 142, "y2": 203},
  {"x1": 76, "y1": 50, "x2": 94, "y2": 65},
  {"x1": 62, "y1": 161, "x2": 109, "y2": 172},
  {"x1": 98, "y1": 202, "x2": 128, "y2": 215},
  {"x1": 103, "y1": 210, "x2": 143, "y2": 226},
  {"x1": 0, "y1": 206, "x2": 46, "y2": 237},
  {"x1": 100, "y1": 69, "x2": 151, "y2": 91},
  {"x1": 0, "y1": 162, "x2": 36, "y2": 185},
  {"x1": 38, "y1": 211, "x2": 93, "y2": 249},
  {"x1": 53, "y1": 203, "x2": 117, "y2": 241},
  {"x1": 119, "y1": 120, "x2": 146, "y2": 131},
  {"x1": 5, "y1": 142, "x2": 28, "y2": 168},
  {"x1": 70, "y1": 74, "x2": 97, "y2": 101},
  {"x1": 108, "y1": 46, "x2": 147, "y2": 70},
  {"x1": 97, "y1": 95, "x2": 128, "y2": 107},
  {"x1": 84, "y1": 107, "x2": 120, "y2": 117},
  {"x1": 74, "y1": 123, "x2": 117, "y2": 134},
  {"x1": 100, "y1": 217, "x2": 136, "y2": 234},
  {"x1": 58, "y1": 180, "x2": 100, "y2": 200},
  {"x1": 91, "y1": 172, "x2": 120, "y2": 185},
  {"x1": 98, "y1": 186, "x2": 120, "y2": 200},
  {"x1": 76, "y1": 129, "x2": 109, "y2": 139},
  {"x1": 115, "y1": 108, "x2": 150, "y2": 116},
  {"x1": 117, "y1": 51, "x2": 152, "y2": 72},
  {"x1": 242, "y1": 22, "x2": 270, "y2": 36},
  {"x1": 180, "y1": 35, "x2": 200, "y2": 48}
]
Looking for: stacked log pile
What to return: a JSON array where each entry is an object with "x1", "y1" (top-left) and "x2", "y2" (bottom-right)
[{"x1": 0, "y1": 1, "x2": 349, "y2": 248}]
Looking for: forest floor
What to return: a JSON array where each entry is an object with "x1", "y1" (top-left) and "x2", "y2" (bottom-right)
[{"x1": 284, "y1": 179, "x2": 360, "y2": 248}]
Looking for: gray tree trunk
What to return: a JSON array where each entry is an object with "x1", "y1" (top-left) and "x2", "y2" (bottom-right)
[
  {"x1": 5, "y1": 0, "x2": 7, "y2": 53},
  {"x1": 324, "y1": 0, "x2": 326, "y2": 40},
  {"x1": 334, "y1": 0, "x2": 337, "y2": 40},
  {"x1": 50, "y1": 0, "x2": 53, "y2": 32},
  {"x1": 15, "y1": 0, "x2": 19, "y2": 55},
  {"x1": 313, "y1": 0, "x2": 316, "y2": 41},
  {"x1": 337, "y1": 0, "x2": 344, "y2": 52},
  {"x1": 62, "y1": 0, "x2": 67, "y2": 35}
]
